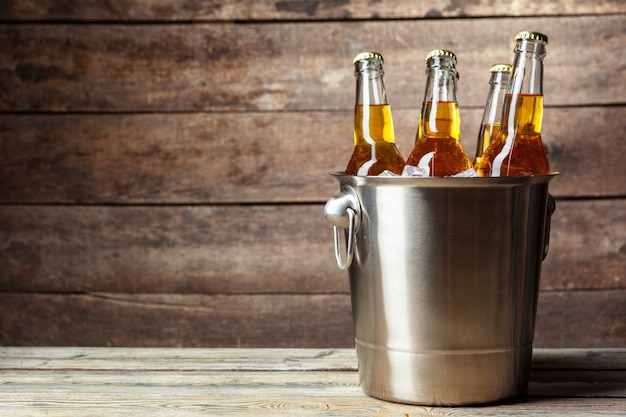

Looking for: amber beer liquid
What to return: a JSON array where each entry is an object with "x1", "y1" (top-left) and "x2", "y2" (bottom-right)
[
  {"x1": 405, "y1": 100, "x2": 471, "y2": 176},
  {"x1": 345, "y1": 103, "x2": 405, "y2": 176},
  {"x1": 474, "y1": 63, "x2": 511, "y2": 167},
  {"x1": 474, "y1": 122, "x2": 499, "y2": 168},
  {"x1": 345, "y1": 52, "x2": 405, "y2": 176},
  {"x1": 476, "y1": 31, "x2": 550, "y2": 177},
  {"x1": 405, "y1": 50, "x2": 472, "y2": 177},
  {"x1": 479, "y1": 93, "x2": 549, "y2": 176}
]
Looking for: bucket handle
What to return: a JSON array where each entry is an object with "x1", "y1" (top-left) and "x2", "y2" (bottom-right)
[
  {"x1": 543, "y1": 193, "x2": 556, "y2": 260},
  {"x1": 324, "y1": 186, "x2": 361, "y2": 270},
  {"x1": 332, "y1": 207, "x2": 357, "y2": 270}
]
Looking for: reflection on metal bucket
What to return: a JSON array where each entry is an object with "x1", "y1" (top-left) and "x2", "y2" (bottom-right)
[{"x1": 324, "y1": 173, "x2": 557, "y2": 405}]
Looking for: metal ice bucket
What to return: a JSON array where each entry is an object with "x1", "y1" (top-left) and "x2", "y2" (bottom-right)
[{"x1": 324, "y1": 173, "x2": 557, "y2": 405}]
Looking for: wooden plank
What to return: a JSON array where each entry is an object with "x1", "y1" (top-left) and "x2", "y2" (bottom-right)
[
  {"x1": 0, "y1": 391, "x2": 623, "y2": 417},
  {"x1": 2, "y1": 0, "x2": 624, "y2": 21},
  {"x1": 0, "y1": 293, "x2": 356, "y2": 347},
  {"x1": 0, "y1": 348, "x2": 624, "y2": 416},
  {"x1": 541, "y1": 106, "x2": 626, "y2": 198},
  {"x1": 0, "y1": 370, "x2": 624, "y2": 401},
  {"x1": 541, "y1": 199, "x2": 626, "y2": 291},
  {"x1": 0, "y1": 347, "x2": 626, "y2": 416},
  {"x1": 0, "y1": 111, "x2": 352, "y2": 204},
  {"x1": 0, "y1": 371, "x2": 367, "y2": 397},
  {"x1": 534, "y1": 290, "x2": 626, "y2": 348},
  {"x1": 532, "y1": 348, "x2": 626, "y2": 370},
  {"x1": 2, "y1": 346, "x2": 624, "y2": 372},
  {"x1": 0, "y1": 200, "x2": 624, "y2": 294},
  {"x1": 0, "y1": 205, "x2": 348, "y2": 294},
  {"x1": 0, "y1": 290, "x2": 623, "y2": 347},
  {"x1": 0, "y1": 200, "x2": 623, "y2": 293},
  {"x1": 0, "y1": 347, "x2": 358, "y2": 371},
  {"x1": 0, "y1": 16, "x2": 623, "y2": 112},
  {"x1": 0, "y1": 107, "x2": 624, "y2": 204}
]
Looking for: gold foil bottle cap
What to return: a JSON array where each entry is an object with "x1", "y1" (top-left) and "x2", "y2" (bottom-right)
[
  {"x1": 490, "y1": 64, "x2": 512, "y2": 73},
  {"x1": 425, "y1": 49, "x2": 457, "y2": 65},
  {"x1": 353, "y1": 51, "x2": 383, "y2": 64},
  {"x1": 515, "y1": 31, "x2": 548, "y2": 44}
]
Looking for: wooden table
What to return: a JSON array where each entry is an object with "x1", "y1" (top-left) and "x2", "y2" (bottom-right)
[{"x1": 1, "y1": 347, "x2": 625, "y2": 416}]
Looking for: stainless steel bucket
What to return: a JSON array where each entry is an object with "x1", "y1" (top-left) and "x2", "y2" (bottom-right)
[{"x1": 324, "y1": 173, "x2": 557, "y2": 406}]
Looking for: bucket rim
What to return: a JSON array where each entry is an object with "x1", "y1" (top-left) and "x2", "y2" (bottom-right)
[{"x1": 330, "y1": 172, "x2": 559, "y2": 188}]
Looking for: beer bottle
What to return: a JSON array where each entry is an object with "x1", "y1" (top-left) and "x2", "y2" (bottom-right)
[
  {"x1": 475, "y1": 31, "x2": 550, "y2": 177},
  {"x1": 405, "y1": 50, "x2": 472, "y2": 177},
  {"x1": 473, "y1": 64, "x2": 511, "y2": 167},
  {"x1": 345, "y1": 52, "x2": 405, "y2": 176}
]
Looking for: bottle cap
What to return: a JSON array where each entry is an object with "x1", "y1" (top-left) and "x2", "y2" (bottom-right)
[
  {"x1": 353, "y1": 52, "x2": 383, "y2": 64},
  {"x1": 490, "y1": 64, "x2": 512, "y2": 73},
  {"x1": 515, "y1": 31, "x2": 548, "y2": 44},
  {"x1": 425, "y1": 49, "x2": 457, "y2": 65}
]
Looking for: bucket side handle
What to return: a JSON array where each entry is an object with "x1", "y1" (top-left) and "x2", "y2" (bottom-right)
[
  {"x1": 324, "y1": 186, "x2": 361, "y2": 270},
  {"x1": 543, "y1": 193, "x2": 556, "y2": 261},
  {"x1": 332, "y1": 207, "x2": 357, "y2": 270}
]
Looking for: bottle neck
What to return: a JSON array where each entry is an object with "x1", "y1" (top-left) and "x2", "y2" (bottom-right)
[
  {"x1": 499, "y1": 39, "x2": 546, "y2": 134},
  {"x1": 508, "y1": 40, "x2": 545, "y2": 96},
  {"x1": 420, "y1": 61, "x2": 460, "y2": 140},
  {"x1": 481, "y1": 72, "x2": 510, "y2": 125},
  {"x1": 355, "y1": 69, "x2": 388, "y2": 106},
  {"x1": 353, "y1": 59, "x2": 395, "y2": 147},
  {"x1": 423, "y1": 63, "x2": 458, "y2": 103},
  {"x1": 490, "y1": 71, "x2": 510, "y2": 88}
]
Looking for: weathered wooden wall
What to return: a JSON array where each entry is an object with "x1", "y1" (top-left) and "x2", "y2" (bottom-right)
[{"x1": 0, "y1": 1, "x2": 624, "y2": 348}]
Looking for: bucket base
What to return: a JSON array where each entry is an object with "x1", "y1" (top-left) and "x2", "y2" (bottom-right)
[{"x1": 356, "y1": 341, "x2": 532, "y2": 406}]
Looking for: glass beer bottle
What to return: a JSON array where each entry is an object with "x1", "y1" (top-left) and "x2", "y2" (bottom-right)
[
  {"x1": 473, "y1": 64, "x2": 511, "y2": 167},
  {"x1": 405, "y1": 49, "x2": 472, "y2": 177},
  {"x1": 475, "y1": 31, "x2": 550, "y2": 177},
  {"x1": 344, "y1": 52, "x2": 405, "y2": 176}
]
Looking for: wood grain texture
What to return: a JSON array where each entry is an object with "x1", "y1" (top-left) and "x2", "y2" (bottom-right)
[
  {"x1": 0, "y1": 200, "x2": 624, "y2": 294},
  {"x1": 0, "y1": 293, "x2": 356, "y2": 347},
  {"x1": 0, "y1": 347, "x2": 359, "y2": 371},
  {"x1": 541, "y1": 199, "x2": 626, "y2": 291},
  {"x1": 0, "y1": 393, "x2": 624, "y2": 417},
  {"x1": 2, "y1": 346, "x2": 624, "y2": 372},
  {"x1": 0, "y1": 111, "x2": 353, "y2": 204},
  {"x1": 0, "y1": 290, "x2": 624, "y2": 347},
  {"x1": 1, "y1": 0, "x2": 624, "y2": 21},
  {"x1": 1, "y1": 15, "x2": 624, "y2": 112},
  {"x1": 1, "y1": 107, "x2": 624, "y2": 204},
  {"x1": 1, "y1": 2, "x2": 624, "y2": 350},
  {"x1": 0, "y1": 204, "x2": 347, "y2": 294},
  {"x1": 534, "y1": 290, "x2": 626, "y2": 349},
  {"x1": 0, "y1": 348, "x2": 624, "y2": 416},
  {"x1": 0, "y1": 359, "x2": 625, "y2": 400}
]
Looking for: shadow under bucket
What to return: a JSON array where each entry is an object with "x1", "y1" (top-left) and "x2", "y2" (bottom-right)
[{"x1": 324, "y1": 173, "x2": 557, "y2": 406}]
